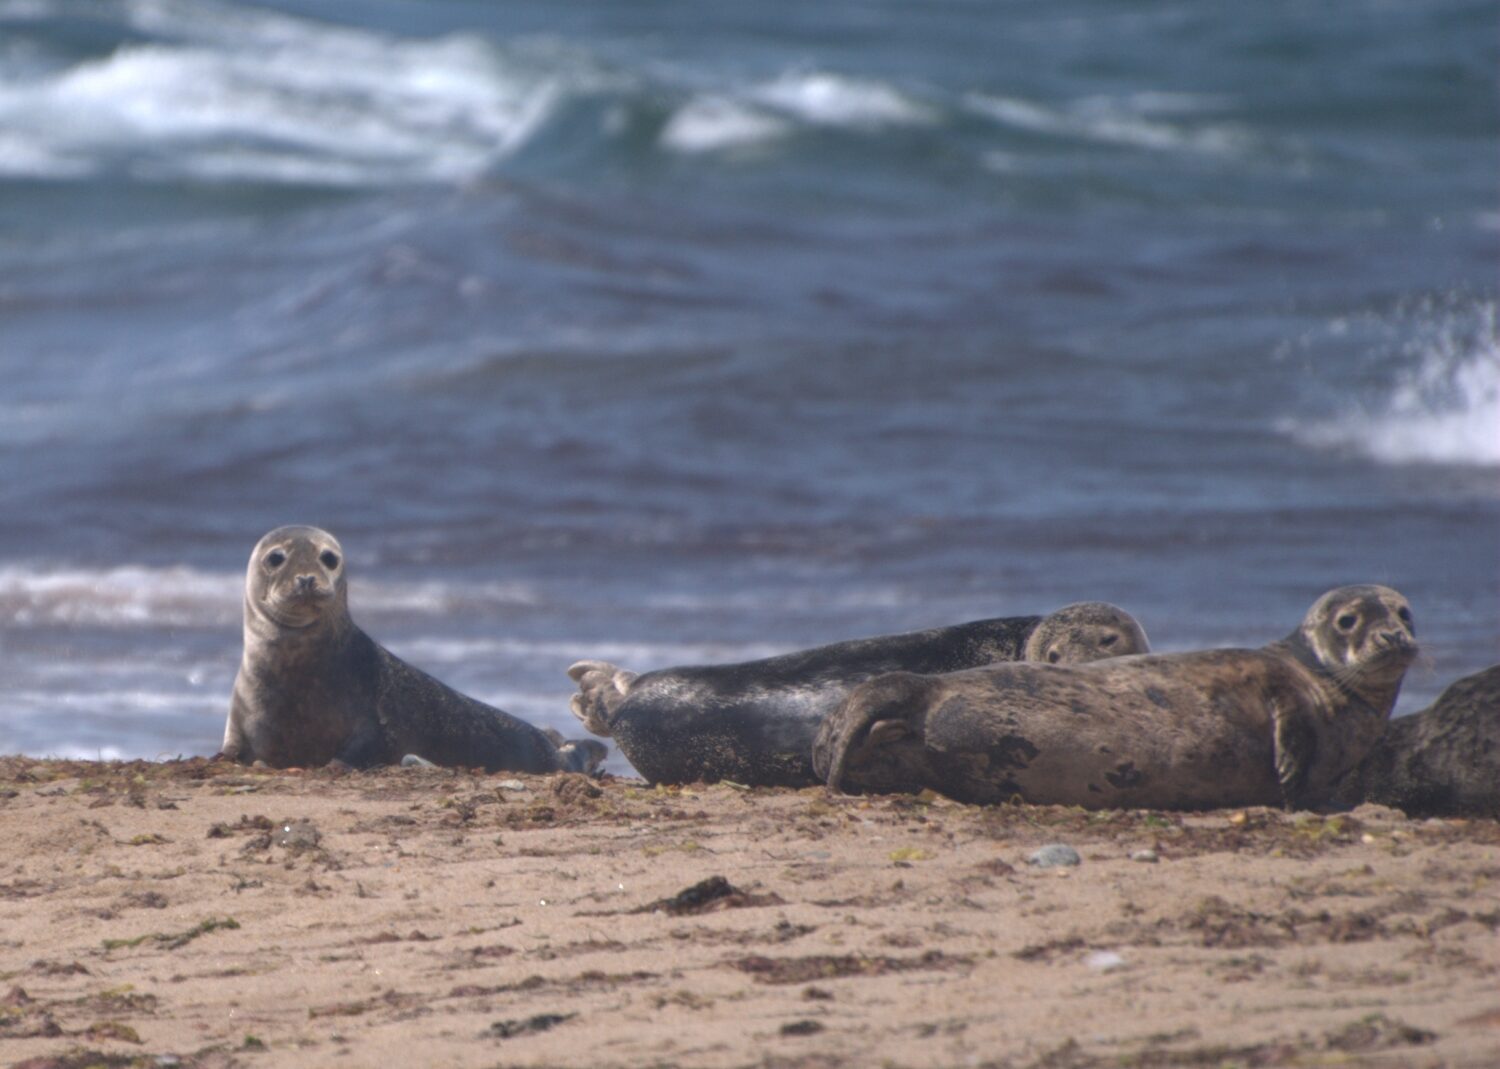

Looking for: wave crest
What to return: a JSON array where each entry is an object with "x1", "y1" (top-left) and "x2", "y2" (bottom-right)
[{"x1": 1283, "y1": 298, "x2": 1500, "y2": 468}]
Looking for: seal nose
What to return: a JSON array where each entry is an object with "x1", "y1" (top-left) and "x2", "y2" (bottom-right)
[
  {"x1": 1373, "y1": 628, "x2": 1412, "y2": 651},
  {"x1": 294, "y1": 574, "x2": 317, "y2": 594}
]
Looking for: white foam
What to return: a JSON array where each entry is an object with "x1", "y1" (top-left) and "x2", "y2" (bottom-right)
[
  {"x1": 752, "y1": 71, "x2": 933, "y2": 128},
  {"x1": 659, "y1": 96, "x2": 790, "y2": 154},
  {"x1": 0, "y1": 0, "x2": 566, "y2": 185},
  {"x1": 966, "y1": 92, "x2": 1251, "y2": 157},
  {"x1": 29, "y1": 744, "x2": 130, "y2": 761},
  {"x1": 394, "y1": 636, "x2": 790, "y2": 670},
  {"x1": 658, "y1": 70, "x2": 931, "y2": 155},
  {"x1": 0, "y1": 564, "x2": 539, "y2": 628},
  {"x1": 1283, "y1": 301, "x2": 1500, "y2": 467},
  {"x1": 0, "y1": 566, "x2": 242, "y2": 626}
]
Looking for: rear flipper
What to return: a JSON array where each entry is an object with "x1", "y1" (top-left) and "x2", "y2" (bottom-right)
[
  {"x1": 566, "y1": 660, "x2": 638, "y2": 737},
  {"x1": 813, "y1": 672, "x2": 934, "y2": 795}
]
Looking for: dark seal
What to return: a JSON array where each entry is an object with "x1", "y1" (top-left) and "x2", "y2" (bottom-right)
[
  {"x1": 567, "y1": 603, "x2": 1148, "y2": 786},
  {"x1": 815, "y1": 585, "x2": 1418, "y2": 811},
  {"x1": 219, "y1": 526, "x2": 604, "y2": 773},
  {"x1": 1335, "y1": 664, "x2": 1500, "y2": 818}
]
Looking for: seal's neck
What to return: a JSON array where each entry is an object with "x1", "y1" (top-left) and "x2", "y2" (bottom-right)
[{"x1": 242, "y1": 595, "x2": 355, "y2": 662}]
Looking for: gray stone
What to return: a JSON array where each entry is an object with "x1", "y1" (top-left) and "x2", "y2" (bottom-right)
[{"x1": 1026, "y1": 843, "x2": 1081, "y2": 868}]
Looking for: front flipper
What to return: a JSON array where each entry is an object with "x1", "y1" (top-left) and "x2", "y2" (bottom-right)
[
  {"x1": 1273, "y1": 705, "x2": 1318, "y2": 810},
  {"x1": 330, "y1": 720, "x2": 386, "y2": 770}
]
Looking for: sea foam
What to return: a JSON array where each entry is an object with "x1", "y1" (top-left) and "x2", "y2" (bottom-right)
[
  {"x1": 0, "y1": 0, "x2": 566, "y2": 184},
  {"x1": 0, "y1": 565, "x2": 540, "y2": 628},
  {"x1": 660, "y1": 70, "x2": 931, "y2": 155},
  {"x1": 1283, "y1": 300, "x2": 1500, "y2": 468},
  {"x1": 966, "y1": 91, "x2": 1252, "y2": 157}
]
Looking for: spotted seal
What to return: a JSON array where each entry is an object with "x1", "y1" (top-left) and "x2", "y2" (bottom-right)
[
  {"x1": 219, "y1": 526, "x2": 604, "y2": 773},
  {"x1": 1335, "y1": 663, "x2": 1499, "y2": 817},
  {"x1": 816, "y1": 585, "x2": 1417, "y2": 810},
  {"x1": 567, "y1": 602, "x2": 1148, "y2": 786}
]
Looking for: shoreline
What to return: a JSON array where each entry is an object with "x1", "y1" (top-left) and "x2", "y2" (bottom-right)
[{"x1": 1, "y1": 757, "x2": 1497, "y2": 1068}]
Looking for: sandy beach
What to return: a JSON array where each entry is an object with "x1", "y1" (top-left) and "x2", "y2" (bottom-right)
[{"x1": 1, "y1": 756, "x2": 1497, "y2": 1069}]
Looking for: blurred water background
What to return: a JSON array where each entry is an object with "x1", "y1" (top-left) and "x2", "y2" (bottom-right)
[{"x1": 0, "y1": 0, "x2": 1496, "y2": 770}]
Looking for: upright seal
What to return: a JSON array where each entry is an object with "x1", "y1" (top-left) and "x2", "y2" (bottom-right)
[
  {"x1": 1336, "y1": 663, "x2": 1500, "y2": 817},
  {"x1": 816, "y1": 585, "x2": 1417, "y2": 810},
  {"x1": 220, "y1": 526, "x2": 604, "y2": 773},
  {"x1": 567, "y1": 603, "x2": 1148, "y2": 786}
]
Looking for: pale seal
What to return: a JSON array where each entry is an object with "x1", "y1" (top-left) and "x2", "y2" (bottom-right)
[
  {"x1": 815, "y1": 585, "x2": 1418, "y2": 810},
  {"x1": 219, "y1": 526, "x2": 605, "y2": 774},
  {"x1": 566, "y1": 603, "x2": 1148, "y2": 786},
  {"x1": 1335, "y1": 664, "x2": 1500, "y2": 817}
]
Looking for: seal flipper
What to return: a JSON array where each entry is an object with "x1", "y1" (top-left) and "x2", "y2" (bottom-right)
[
  {"x1": 566, "y1": 660, "x2": 637, "y2": 737},
  {"x1": 816, "y1": 672, "x2": 933, "y2": 795},
  {"x1": 1273, "y1": 704, "x2": 1318, "y2": 810}
]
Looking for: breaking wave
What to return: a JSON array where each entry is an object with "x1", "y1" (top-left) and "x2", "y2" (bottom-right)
[
  {"x1": 1283, "y1": 299, "x2": 1500, "y2": 468},
  {"x1": 0, "y1": 0, "x2": 572, "y2": 185}
]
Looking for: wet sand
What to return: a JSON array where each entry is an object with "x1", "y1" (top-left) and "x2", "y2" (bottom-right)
[{"x1": 1, "y1": 757, "x2": 1497, "y2": 1068}]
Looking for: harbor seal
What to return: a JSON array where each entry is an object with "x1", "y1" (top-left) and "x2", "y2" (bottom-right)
[
  {"x1": 567, "y1": 602, "x2": 1148, "y2": 786},
  {"x1": 219, "y1": 526, "x2": 604, "y2": 774},
  {"x1": 815, "y1": 585, "x2": 1418, "y2": 810},
  {"x1": 1335, "y1": 664, "x2": 1500, "y2": 817}
]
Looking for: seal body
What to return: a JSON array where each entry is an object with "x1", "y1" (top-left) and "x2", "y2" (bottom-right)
[
  {"x1": 816, "y1": 585, "x2": 1417, "y2": 810},
  {"x1": 568, "y1": 603, "x2": 1148, "y2": 786},
  {"x1": 221, "y1": 526, "x2": 601, "y2": 774},
  {"x1": 1336, "y1": 664, "x2": 1500, "y2": 817}
]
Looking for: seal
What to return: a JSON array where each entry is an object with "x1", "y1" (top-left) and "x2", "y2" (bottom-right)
[
  {"x1": 567, "y1": 602, "x2": 1148, "y2": 786},
  {"x1": 219, "y1": 526, "x2": 605, "y2": 774},
  {"x1": 815, "y1": 585, "x2": 1418, "y2": 810},
  {"x1": 1334, "y1": 664, "x2": 1500, "y2": 817}
]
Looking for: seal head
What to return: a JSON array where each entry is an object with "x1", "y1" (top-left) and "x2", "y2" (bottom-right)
[
  {"x1": 1023, "y1": 602, "x2": 1151, "y2": 665},
  {"x1": 245, "y1": 526, "x2": 349, "y2": 634},
  {"x1": 1291, "y1": 584, "x2": 1417, "y2": 709}
]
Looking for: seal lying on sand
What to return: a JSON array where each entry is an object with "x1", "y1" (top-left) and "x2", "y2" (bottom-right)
[
  {"x1": 1335, "y1": 664, "x2": 1500, "y2": 817},
  {"x1": 815, "y1": 585, "x2": 1417, "y2": 810},
  {"x1": 220, "y1": 526, "x2": 604, "y2": 774},
  {"x1": 567, "y1": 603, "x2": 1148, "y2": 786}
]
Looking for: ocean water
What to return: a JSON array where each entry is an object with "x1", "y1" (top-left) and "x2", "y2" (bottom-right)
[{"x1": 1, "y1": 0, "x2": 1496, "y2": 770}]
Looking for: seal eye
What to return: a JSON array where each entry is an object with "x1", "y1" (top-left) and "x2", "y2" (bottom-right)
[
  {"x1": 1099, "y1": 634, "x2": 1118, "y2": 648},
  {"x1": 264, "y1": 550, "x2": 286, "y2": 569},
  {"x1": 1047, "y1": 650, "x2": 1062, "y2": 664},
  {"x1": 320, "y1": 550, "x2": 340, "y2": 570},
  {"x1": 1336, "y1": 612, "x2": 1358, "y2": 632},
  {"x1": 1397, "y1": 606, "x2": 1413, "y2": 630}
]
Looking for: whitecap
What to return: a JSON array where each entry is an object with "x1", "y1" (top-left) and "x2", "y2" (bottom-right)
[
  {"x1": 1281, "y1": 300, "x2": 1500, "y2": 468},
  {"x1": 752, "y1": 71, "x2": 933, "y2": 128},
  {"x1": 393, "y1": 636, "x2": 790, "y2": 668},
  {"x1": 0, "y1": 564, "x2": 541, "y2": 628},
  {"x1": 0, "y1": 2, "x2": 568, "y2": 186},
  {"x1": 659, "y1": 96, "x2": 790, "y2": 154},
  {"x1": 966, "y1": 92, "x2": 1251, "y2": 157}
]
